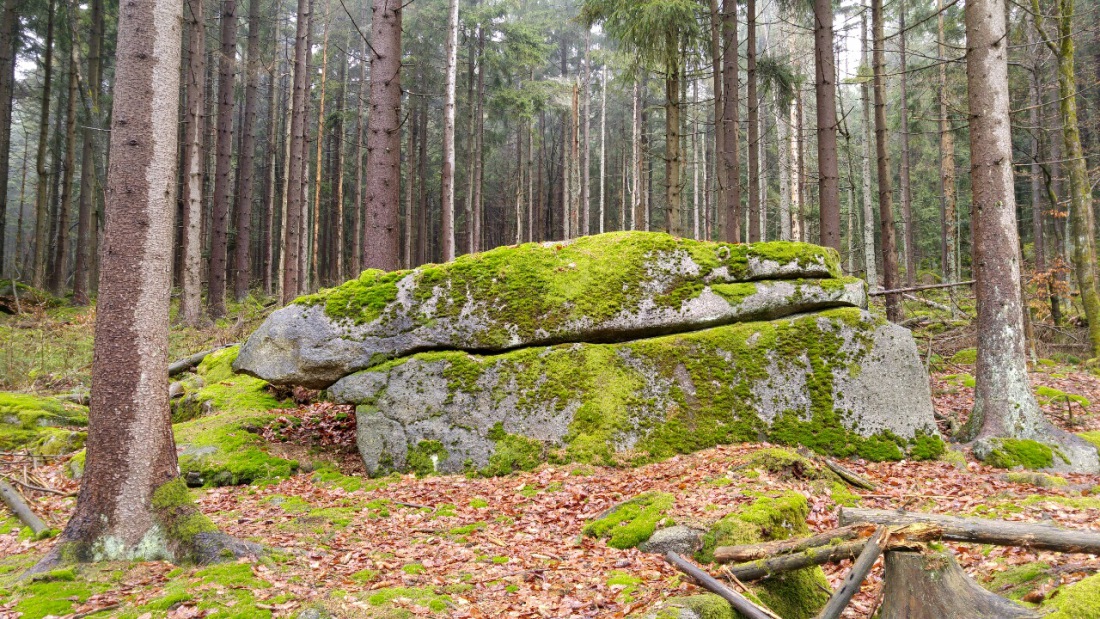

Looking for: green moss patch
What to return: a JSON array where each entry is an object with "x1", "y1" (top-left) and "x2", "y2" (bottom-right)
[
  {"x1": 181, "y1": 346, "x2": 289, "y2": 417},
  {"x1": 1042, "y1": 571, "x2": 1100, "y2": 618},
  {"x1": 985, "y1": 562, "x2": 1055, "y2": 602},
  {"x1": 951, "y1": 348, "x2": 977, "y2": 364},
  {"x1": 982, "y1": 438, "x2": 1056, "y2": 470},
  {"x1": 482, "y1": 423, "x2": 545, "y2": 476},
  {"x1": 1036, "y1": 386, "x2": 1090, "y2": 409},
  {"x1": 366, "y1": 586, "x2": 452, "y2": 614},
  {"x1": 175, "y1": 410, "x2": 298, "y2": 486},
  {"x1": 0, "y1": 391, "x2": 87, "y2": 455},
  {"x1": 1005, "y1": 472, "x2": 1067, "y2": 487},
  {"x1": 583, "y1": 491, "x2": 675, "y2": 549},
  {"x1": 695, "y1": 492, "x2": 829, "y2": 619}
]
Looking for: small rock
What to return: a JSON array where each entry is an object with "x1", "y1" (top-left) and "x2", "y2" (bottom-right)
[
  {"x1": 168, "y1": 382, "x2": 185, "y2": 400},
  {"x1": 639, "y1": 525, "x2": 704, "y2": 556}
]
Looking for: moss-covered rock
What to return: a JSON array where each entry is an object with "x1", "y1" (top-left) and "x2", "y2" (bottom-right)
[
  {"x1": 334, "y1": 308, "x2": 938, "y2": 475},
  {"x1": 236, "y1": 232, "x2": 857, "y2": 388},
  {"x1": 0, "y1": 392, "x2": 87, "y2": 455},
  {"x1": 694, "y1": 492, "x2": 830, "y2": 619},
  {"x1": 175, "y1": 410, "x2": 298, "y2": 487},
  {"x1": 974, "y1": 438, "x2": 1057, "y2": 470},
  {"x1": 582, "y1": 491, "x2": 675, "y2": 549},
  {"x1": 172, "y1": 346, "x2": 288, "y2": 420},
  {"x1": 1042, "y1": 571, "x2": 1100, "y2": 618}
]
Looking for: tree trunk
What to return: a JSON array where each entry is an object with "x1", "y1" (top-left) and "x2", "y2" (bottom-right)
[
  {"x1": 39, "y1": 0, "x2": 237, "y2": 566},
  {"x1": 746, "y1": 0, "x2": 759, "y2": 242},
  {"x1": 473, "y1": 28, "x2": 486, "y2": 250},
  {"x1": 860, "y1": 11, "x2": 876, "y2": 289},
  {"x1": 263, "y1": 68, "x2": 278, "y2": 295},
  {"x1": 311, "y1": 6, "x2": 331, "y2": 286},
  {"x1": 50, "y1": 34, "x2": 79, "y2": 295},
  {"x1": 0, "y1": 0, "x2": 19, "y2": 277},
  {"x1": 362, "y1": 0, "x2": 402, "y2": 270},
  {"x1": 599, "y1": 64, "x2": 606, "y2": 235},
  {"x1": 707, "y1": 0, "x2": 725, "y2": 239},
  {"x1": 777, "y1": 91, "x2": 790, "y2": 242},
  {"x1": 405, "y1": 93, "x2": 416, "y2": 266},
  {"x1": 32, "y1": 0, "x2": 55, "y2": 289},
  {"x1": 209, "y1": 0, "x2": 237, "y2": 317},
  {"x1": 879, "y1": 551, "x2": 1038, "y2": 619},
  {"x1": 872, "y1": 0, "x2": 900, "y2": 321},
  {"x1": 440, "y1": 0, "x2": 458, "y2": 261},
  {"x1": 581, "y1": 32, "x2": 590, "y2": 236},
  {"x1": 722, "y1": 0, "x2": 740, "y2": 243},
  {"x1": 179, "y1": 0, "x2": 205, "y2": 322},
  {"x1": 665, "y1": 58, "x2": 682, "y2": 237},
  {"x1": 965, "y1": 0, "x2": 1096, "y2": 472},
  {"x1": 352, "y1": 28, "x2": 366, "y2": 275},
  {"x1": 938, "y1": 0, "x2": 958, "y2": 290},
  {"x1": 814, "y1": 0, "x2": 840, "y2": 250},
  {"x1": 898, "y1": 0, "x2": 914, "y2": 285},
  {"x1": 464, "y1": 26, "x2": 479, "y2": 251},
  {"x1": 233, "y1": 0, "x2": 260, "y2": 300},
  {"x1": 281, "y1": 0, "x2": 310, "y2": 304},
  {"x1": 73, "y1": 0, "x2": 104, "y2": 304},
  {"x1": 333, "y1": 38, "x2": 347, "y2": 281},
  {"x1": 632, "y1": 79, "x2": 641, "y2": 231}
]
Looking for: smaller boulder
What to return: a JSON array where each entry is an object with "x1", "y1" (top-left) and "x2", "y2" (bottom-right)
[{"x1": 639, "y1": 525, "x2": 704, "y2": 556}]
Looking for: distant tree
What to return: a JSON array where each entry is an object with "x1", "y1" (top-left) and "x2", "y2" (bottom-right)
[
  {"x1": 720, "y1": 0, "x2": 740, "y2": 243},
  {"x1": 32, "y1": 0, "x2": 55, "y2": 289},
  {"x1": 872, "y1": 0, "x2": 900, "y2": 320},
  {"x1": 209, "y1": 0, "x2": 238, "y2": 317},
  {"x1": 179, "y1": 0, "x2": 205, "y2": 324},
  {"x1": 281, "y1": 0, "x2": 310, "y2": 304},
  {"x1": 813, "y1": 0, "x2": 840, "y2": 250},
  {"x1": 234, "y1": 0, "x2": 262, "y2": 301},
  {"x1": 72, "y1": 0, "x2": 106, "y2": 305},
  {"x1": 0, "y1": 0, "x2": 18, "y2": 277},
  {"x1": 964, "y1": 0, "x2": 1097, "y2": 472},
  {"x1": 362, "y1": 0, "x2": 403, "y2": 270},
  {"x1": 34, "y1": 0, "x2": 254, "y2": 569}
]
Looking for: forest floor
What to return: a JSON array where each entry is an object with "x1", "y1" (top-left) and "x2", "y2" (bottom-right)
[{"x1": 3, "y1": 291, "x2": 1100, "y2": 618}]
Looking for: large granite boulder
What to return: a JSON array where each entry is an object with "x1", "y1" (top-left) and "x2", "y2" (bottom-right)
[
  {"x1": 236, "y1": 231, "x2": 940, "y2": 475},
  {"x1": 235, "y1": 232, "x2": 857, "y2": 388}
]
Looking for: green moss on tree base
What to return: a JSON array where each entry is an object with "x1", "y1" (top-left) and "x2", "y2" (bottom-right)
[
  {"x1": 582, "y1": 491, "x2": 675, "y2": 549},
  {"x1": 151, "y1": 478, "x2": 218, "y2": 546}
]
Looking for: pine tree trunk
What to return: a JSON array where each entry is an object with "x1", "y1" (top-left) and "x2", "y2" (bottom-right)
[
  {"x1": 233, "y1": 0, "x2": 260, "y2": 300},
  {"x1": 861, "y1": 12, "x2": 877, "y2": 289},
  {"x1": 721, "y1": 0, "x2": 740, "y2": 243},
  {"x1": 440, "y1": 0, "x2": 458, "y2": 261},
  {"x1": 333, "y1": 39, "x2": 347, "y2": 281},
  {"x1": 872, "y1": 0, "x2": 901, "y2": 321},
  {"x1": 49, "y1": 35, "x2": 78, "y2": 295},
  {"x1": 898, "y1": 0, "x2": 914, "y2": 285},
  {"x1": 41, "y1": 0, "x2": 233, "y2": 565},
  {"x1": 938, "y1": 0, "x2": 957, "y2": 290},
  {"x1": 353, "y1": 18, "x2": 367, "y2": 275},
  {"x1": 632, "y1": 79, "x2": 641, "y2": 231},
  {"x1": 263, "y1": 68, "x2": 278, "y2": 295},
  {"x1": 281, "y1": 0, "x2": 310, "y2": 304},
  {"x1": 473, "y1": 30, "x2": 486, "y2": 251},
  {"x1": 599, "y1": 64, "x2": 606, "y2": 235},
  {"x1": 416, "y1": 101, "x2": 428, "y2": 264},
  {"x1": 1028, "y1": 19, "x2": 1046, "y2": 282},
  {"x1": 581, "y1": 32, "x2": 590, "y2": 236},
  {"x1": 362, "y1": 0, "x2": 402, "y2": 270},
  {"x1": 746, "y1": 0, "x2": 759, "y2": 242},
  {"x1": 795, "y1": 87, "x2": 805, "y2": 241},
  {"x1": 0, "y1": 0, "x2": 19, "y2": 277},
  {"x1": 72, "y1": 0, "x2": 104, "y2": 304},
  {"x1": 32, "y1": 0, "x2": 55, "y2": 289},
  {"x1": 965, "y1": 0, "x2": 1096, "y2": 472},
  {"x1": 179, "y1": 0, "x2": 205, "y2": 322},
  {"x1": 296, "y1": 7, "x2": 312, "y2": 295},
  {"x1": 778, "y1": 91, "x2": 790, "y2": 241},
  {"x1": 464, "y1": 27, "x2": 478, "y2": 252},
  {"x1": 814, "y1": 0, "x2": 840, "y2": 250},
  {"x1": 405, "y1": 93, "x2": 416, "y2": 266},
  {"x1": 209, "y1": 0, "x2": 237, "y2": 317},
  {"x1": 311, "y1": 6, "x2": 330, "y2": 286}
]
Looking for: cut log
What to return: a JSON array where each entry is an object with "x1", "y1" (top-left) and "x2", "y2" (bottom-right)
[
  {"x1": 714, "y1": 523, "x2": 877, "y2": 563},
  {"x1": 665, "y1": 552, "x2": 779, "y2": 619},
  {"x1": 878, "y1": 551, "x2": 1039, "y2": 619},
  {"x1": 839, "y1": 507, "x2": 1100, "y2": 554},
  {"x1": 816, "y1": 527, "x2": 888, "y2": 619},
  {"x1": 0, "y1": 480, "x2": 48, "y2": 536},
  {"x1": 168, "y1": 343, "x2": 239, "y2": 377},
  {"x1": 903, "y1": 292, "x2": 952, "y2": 312}
]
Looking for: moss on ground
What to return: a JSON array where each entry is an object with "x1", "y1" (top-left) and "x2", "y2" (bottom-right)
[
  {"x1": 295, "y1": 231, "x2": 840, "y2": 349},
  {"x1": 175, "y1": 409, "x2": 298, "y2": 486},
  {"x1": 951, "y1": 348, "x2": 977, "y2": 364},
  {"x1": 366, "y1": 586, "x2": 452, "y2": 615},
  {"x1": 1005, "y1": 472, "x2": 1067, "y2": 487},
  {"x1": 695, "y1": 491, "x2": 829, "y2": 619},
  {"x1": 1042, "y1": 571, "x2": 1100, "y2": 618},
  {"x1": 182, "y1": 346, "x2": 289, "y2": 417},
  {"x1": 0, "y1": 391, "x2": 87, "y2": 455},
  {"x1": 985, "y1": 562, "x2": 1054, "y2": 602},
  {"x1": 582, "y1": 491, "x2": 675, "y2": 549},
  {"x1": 1036, "y1": 386, "x2": 1090, "y2": 409},
  {"x1": 982, "y1": 438, "x2": 1056, "y2": 470}
]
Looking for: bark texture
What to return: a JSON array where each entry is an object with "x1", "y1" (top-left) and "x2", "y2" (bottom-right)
[
  {"x1": 814, "y1": 0, "x2": 840, "y2": 250},
  {"x1": 879, "y1": 552, "x2": 1038, "y2": 619},
  {"x1": 234, "y1": 0, "x2": 262, "y2": 300},
  {"x1": 362, "y1": 0, "x2": 402, "y2": 270},
  {"x1": 872, "y1": 0, "x2": 900, "y2": 320},
  {"x1": 0, "y1": 0, "x2": 18, "y2": 276},
  {"x1": 281, "y1": 0, "x2": 310, "y2": 304},
  {"x1": 209, "y1": 0, "x2": 237, "y2": 317}
]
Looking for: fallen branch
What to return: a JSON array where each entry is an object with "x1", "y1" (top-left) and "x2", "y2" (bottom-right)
[
  {"x1": 839, "y1": 507, "x2": 1100, "y2": 554},
  {"x1": 0, "y1": 480, "x2": 48, "y2": 536},
  {"x1": 823, "y1": 459, "x2": 876, "y2": 490},
  {"x1": 665, "y1": 552, "x2": 779, "y2": 619},
  {"x1": 816, "y1": 527, "x2": 889, "y2": 619},
  {"x1": 0, "y1": 473, "x2": 74, "y2": 497},
  {"x1": 903, "y1": 293, "x2": 952, "y2": 313},
  {"x1": 168, "y1": 343, "x2": 239, "y2": 377},
  {"x1": 869, "y1": 280, "x2": 975, "y2": 296},
  {"x1": 714, "y1": 523, "x2": 876, "y2": 563}
]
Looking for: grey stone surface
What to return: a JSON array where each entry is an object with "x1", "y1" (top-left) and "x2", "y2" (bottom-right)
[
  {"x1": 639, "y1": 525, "x2": 705, "y2": 556},
  {"x1": 331, "y1": 308, "x2": 938, "y2": 475}
]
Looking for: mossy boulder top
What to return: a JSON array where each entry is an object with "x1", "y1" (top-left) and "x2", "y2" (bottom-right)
[{"x1": 236, "y1": 232, "x2": 861, "y2": 388}]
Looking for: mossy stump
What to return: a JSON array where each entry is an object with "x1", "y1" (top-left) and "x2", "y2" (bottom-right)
[{"x1": 878, "y1": 551, "x2": 1038, "y2": 619}]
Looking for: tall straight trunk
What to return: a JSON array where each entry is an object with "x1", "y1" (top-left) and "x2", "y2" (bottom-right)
[
  {"x1": 352, "y1": 32, "x2": 367, "y2": 274},
  {"x1": 311, "y1": 5, "x2": 331, "y2": 285},
  {"x1": 0, "y1": 0, "x2": 19, "y2": 276},
  {"x1": 721, "y1": 0, "x2": 740, "y2": 243},
  {"x1": 263, "y1": 69, "x2": 278, "y2": 295},
  {"x1": 814, "y1": 0, "x2": 840, "y2": 250},
  {"x1": 758, "y1": 102, "x2": 767, "y2": 239},
  {"x1": 963, "y1": 0, "x2": 1095, "y2": 472},
  {"x1": 1033, "y1": 0, "x2": 1100, "y2": 357},
  {"x1": 777, "y1": 98, "x2": 789, "y2": 241},
  {"x1": 464, "y1": 27, "x2": 478, "y2": 251},
  {"x1": 42, "y1": 0, "x2": 235, "y2": 565},
  {"x1": 281, "y1": 0, "x2": 310, "y2": 304},
  {"x1": 50, "y1": 34, "x2": 78, "y2": 294},
  {"x1": 790, "y1": 88, "x2": 802, "y2": 242},
  {"x1": 440, "y1": 0, "x2": 458, "y2": 261},
  {"x1": 209, "y1": 0, "x2": 238, "y2": 317},
  {"x1": 708, "y1": 0, "x2": 725, "y2": 238},
  {"x1": 692, "y1": 79, "x2": 700, "y2": 239},
  {"x1": 333, "y1": 41, "x2": 347, "y2": 281},
  {"x1": 362, "y1": 0, "x2": 402, "y2": 270},
  {"x1": 665, "y1": 51, "x2": 682, "y2": 235},
  {"x1": 898, "y1": 0, "x2": 914, "y2": 285},
  {"x1": 1028, "y1": 24, "x2": 1045, "y2": 277},
  {"x1": 32, "y1": 0, "x2": 56, "y2": 289},
  {"x1": 937, "y1": 0, "x2": 957, "y2": 287},
  {"x1": 233, "y1": 0, "x2": 261, "y2": 300},
  {"x1": 580, "y1": 32, "x2": 590, "y2": 236},
  {"x1": 416, "y1": 102, "x2": 427, "y2": 264},
  {"x1": 632, "y1": 79, "x2": 641, "y2": 231},
  {"x1": 296, "y1": 3, "x2": 312, "y2": 295},
  {"x1": 473, "y1": 28, "x2": 486, "y2": 251},
  {"x1": 179, "y1": 0, "x2": 205, "y2": 322},
  {"x1": 861, "y1": 11, "x2": 876, "y2": 288},
  {"x1": 599, "y1": 64, "x2": 606, "y2": 234},
  {"x1": 15, "y1": 141, "x2": 29, "y2": 271},
  {"x1": 746, "y1": 0, "x2": 759, "y2": 242},
  {"x1": 796, "y1": 87, "x2": 806, "y2": 240},
  {"x1": 872, "y1": 0, "x2": 900, "y2": 321},
  {"x1": 568, "y1": 80, "x2": 579, "y2": 238},
  {"x1": 73, "y1": 0, "x2": 104, "y2": 304},
  {"x1": 405, "y1": 94, "x2": 416, "y2": 267},
  {"x1": 514, "y1": 115, "x2": 525, "y2": 243}
]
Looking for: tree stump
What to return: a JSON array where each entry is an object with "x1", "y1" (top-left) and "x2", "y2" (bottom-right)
[{"x1": 878, "y1": 551, "x2": 1039, "y2": 619}]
